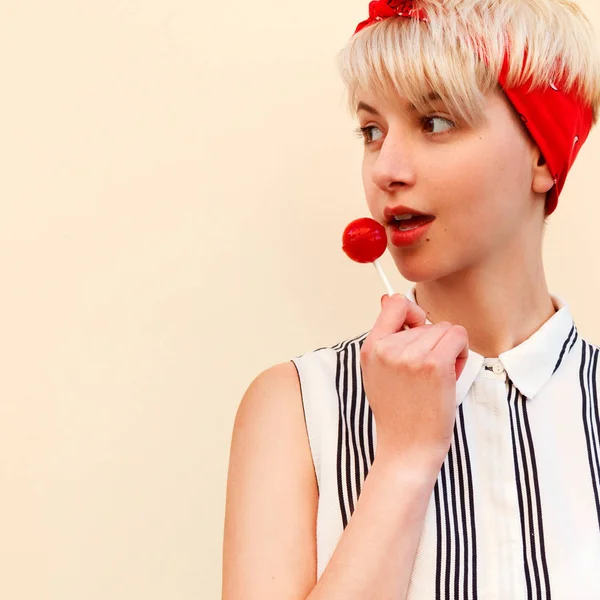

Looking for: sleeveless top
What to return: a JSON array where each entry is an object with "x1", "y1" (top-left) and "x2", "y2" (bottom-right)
[{"x1": 290, "y1": 287, "x2": 600, "y2": 599}]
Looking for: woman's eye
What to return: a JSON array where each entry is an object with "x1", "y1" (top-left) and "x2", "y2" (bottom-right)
[
  {"x1": 422, "y1": 116, "x2": 455, "y2": 135},
  {"x1": 354, "y1": 117, "x2": 454, "y2": 145},
  {"x1": 354, "y1": 125, "x2": 383, "y2": 145}
]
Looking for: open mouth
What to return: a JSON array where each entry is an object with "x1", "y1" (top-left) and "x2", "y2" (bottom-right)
[{"x1": 390, "y1": 215, "x2": 436, "y2": 231}]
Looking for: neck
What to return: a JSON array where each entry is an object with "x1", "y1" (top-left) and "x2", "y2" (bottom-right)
[{"x1": 413, "y1": 248, "x2": 556, "y2": 359}]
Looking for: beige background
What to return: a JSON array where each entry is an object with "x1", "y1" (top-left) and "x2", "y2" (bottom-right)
[{"x1": 0, "y1": 0, "x2": 599, "y2": 598}]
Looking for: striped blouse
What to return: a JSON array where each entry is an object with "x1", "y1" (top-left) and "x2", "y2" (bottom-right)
[{"x1": 291, "y1": 286, "x2": 600, "y2": 599}]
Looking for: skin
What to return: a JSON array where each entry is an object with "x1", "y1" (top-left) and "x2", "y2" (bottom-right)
[{"x1": 356, "y1": 85, "x2": 557, "y2": 358}]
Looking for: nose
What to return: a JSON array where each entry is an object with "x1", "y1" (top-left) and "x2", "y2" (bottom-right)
[{"x1": 369, "y1": 131, "x2": 416, "y2": 192}]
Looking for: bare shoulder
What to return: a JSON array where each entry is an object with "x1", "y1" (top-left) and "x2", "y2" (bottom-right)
[
  {"x1": 231, "y1": 361, "x2": 306, "y2": 450},
  {"x1": 238, "y1": 361, "x2": 301, "y2": 416},
  {"x1": 223, "y1": 361, "x2": 317, "y2": 599}
]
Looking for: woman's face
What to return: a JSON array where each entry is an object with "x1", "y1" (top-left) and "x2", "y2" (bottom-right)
[{"x1": 357, "y1": 86, "x2": 548, "y2": 282}]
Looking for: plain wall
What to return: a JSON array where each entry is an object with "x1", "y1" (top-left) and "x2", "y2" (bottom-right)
[{"x1": 1, "y1": 0, "x2": 599, "y2": 598}]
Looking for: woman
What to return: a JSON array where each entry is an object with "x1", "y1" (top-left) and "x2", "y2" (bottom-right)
[{"x1": 223, "y1": 1, "x2": 600, "y2": 598}]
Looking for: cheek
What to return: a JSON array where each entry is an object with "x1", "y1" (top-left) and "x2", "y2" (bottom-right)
[
  {"x1": 435, "y1": 138, "x2": 530, "y2": 207},
  {"x1": 477, "y1": 128, "x2": 533, "y2": 190},
  {"x1": 434, "y1": 150, "x2": 531, "y2": 255},
  {"x1": 361, "y1": 155, "x2": 376, "y2": 185},
  {"x1": 426, "y1": 158, "x2": 490, "y2": 205},
  {"x1": 424, "y1": 154, "x2": 509, "y2": 238},
  {"x1": 361, "y1": 158, "x2": 379, "y2": 211}
]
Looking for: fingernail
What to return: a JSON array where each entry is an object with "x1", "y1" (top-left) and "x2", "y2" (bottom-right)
[{"x1": 381, "y1": 294, "x2": 388, "y2": 306}]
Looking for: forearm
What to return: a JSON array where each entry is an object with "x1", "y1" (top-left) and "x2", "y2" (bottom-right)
[{"x1": 306, "y1": 453, "x2": 440, "y2": 600}]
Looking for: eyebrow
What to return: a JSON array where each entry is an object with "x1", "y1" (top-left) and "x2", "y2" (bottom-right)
[{"x1": 356, "y1": 92, "x2": 443, "y2": 115}]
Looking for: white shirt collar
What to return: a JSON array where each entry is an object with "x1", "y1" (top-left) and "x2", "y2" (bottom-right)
[{"x1": 403, "y1": 287, "x2": 578, "y2": 404}]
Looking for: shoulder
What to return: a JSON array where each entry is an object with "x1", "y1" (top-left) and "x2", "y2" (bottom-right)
[
  {"x1": 229, "y1": 361, "x2": 318, "y2": 513},
  {"x1": 233, "y1": 330, "x2": 371, "y2": 455},
  {"x1": 235, "y1": 362, "x2": 303, "y2": 436},
  {"x1": 233, "y1": 330, "x2": 371, "y2": 448},
  {"x1": 292, "y1": 330, "x2": 371, "y2": 366},
  {"x1": 243, "y1": 361, "x2": 301, "y2": 398},
  {"x1": 555, "y1": 333, "x2": 600, "y2": 383},
  {"x1": 570, "y1": 332, "x2": 600, "y2": 355},
  {"x1": 580, "y1": 336, "x2": 600, "y2": 353},
  {"x1": 289, "y1": 330, "x2": 372, "y2": 389}
]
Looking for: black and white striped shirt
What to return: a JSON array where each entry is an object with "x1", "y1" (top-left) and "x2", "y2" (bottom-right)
[{"x1": 291, "y1": 287, "x2": 600, "y2": 599}]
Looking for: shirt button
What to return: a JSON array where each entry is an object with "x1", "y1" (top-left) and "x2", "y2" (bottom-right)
[{"x1": 492, "y1": 362, "x2": 505, "y2": 375}]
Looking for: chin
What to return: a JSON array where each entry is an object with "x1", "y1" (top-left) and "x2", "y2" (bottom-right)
[
  {"x1": 391, "y1": 250, "x2": 459, "y2": 284},
  {"x1": 392, "y1": 261, "x2": 439, "y2": 284}
]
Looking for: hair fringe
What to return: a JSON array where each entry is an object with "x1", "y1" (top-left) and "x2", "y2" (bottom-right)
[{"x1": 337, "y1": 0, "x2": 600, "y2": 126}]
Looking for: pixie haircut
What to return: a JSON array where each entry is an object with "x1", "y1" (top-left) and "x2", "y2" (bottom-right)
[{"x1": 337, "y1": 0, "x2": 600, "y2": 127}]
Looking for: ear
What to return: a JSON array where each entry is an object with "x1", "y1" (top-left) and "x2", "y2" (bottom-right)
[{"x1": 531, "y1": 149, "x2": 555, "y2": 194}]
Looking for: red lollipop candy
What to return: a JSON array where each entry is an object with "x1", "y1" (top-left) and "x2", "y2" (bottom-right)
[
  {"x1": 342, "y1": 218, "x2": 412, "y2": 329},
  {"x1": 342, "y1": 217, "x2": 387, "y2": 263},
  {"x1": 342, "y1": 217, "x2": 395, "y2": 297}
]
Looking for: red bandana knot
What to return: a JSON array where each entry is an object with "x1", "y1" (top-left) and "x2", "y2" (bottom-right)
[{"x1": 355, "y1": 0, "x2": 428, "y2": 34}]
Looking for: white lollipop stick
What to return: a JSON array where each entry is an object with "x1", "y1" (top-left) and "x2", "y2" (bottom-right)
[
  {"x1": 372, "y1": 259, "x2": 394, "y2": 296},
  {"x1": 373, "y1": 258, "x2": 411, "y2": 330}
]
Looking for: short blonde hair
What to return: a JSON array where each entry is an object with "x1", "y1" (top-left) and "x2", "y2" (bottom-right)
[{"x1": 337, "y1": 0, "x2": 600, "y2": 126}]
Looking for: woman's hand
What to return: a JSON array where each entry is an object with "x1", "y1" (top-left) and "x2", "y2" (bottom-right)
[{"x1": 360, "y1": 294, "x2": 469, "y2": 470}]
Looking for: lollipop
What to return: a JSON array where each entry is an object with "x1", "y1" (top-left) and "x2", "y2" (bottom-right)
[
  {"x1": 342, "y1": 217, "x2": 394, "y2": 296},
  {"x1": 342, "y1": 217, "x2": 412, "y2": 329}
]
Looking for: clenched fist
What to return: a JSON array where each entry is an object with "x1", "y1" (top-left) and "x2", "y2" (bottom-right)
[{"x1": 360, "y1": 294, "x2": 469, "y2": 470}]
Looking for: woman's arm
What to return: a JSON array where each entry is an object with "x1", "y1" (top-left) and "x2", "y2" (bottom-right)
[
  {"x1": 222, "y1": 360, "x2": 441, "y2": 600},
  {"x1": 307, "y1": 453, "x2": 438, "y2": 599},
  {"x1": 222, "y1": 362, "x2": 318, "y2": 600}
]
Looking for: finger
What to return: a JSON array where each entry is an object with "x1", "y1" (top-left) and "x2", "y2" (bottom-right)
[
  {"x1": 391, "y1": 322, "x2": 454, "y2": 361},
  {"x1": 373, "y1": 324, "x2": 437, "y2": 355},
  {"x1": 369, "y1": 294, "x2": 427, "y2": 343},
  {"x1": 430, "y1": 326, "x2": 470, "y2": 377}
]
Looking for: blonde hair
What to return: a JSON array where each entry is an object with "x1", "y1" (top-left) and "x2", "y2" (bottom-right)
[{"x1": 337, "y1": 0, "x2": 600, "y2": 126}]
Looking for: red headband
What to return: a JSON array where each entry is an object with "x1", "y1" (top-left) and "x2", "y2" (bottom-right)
[{"x1": 354, "y1": 0, "x2": 594, "y2": 215}]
